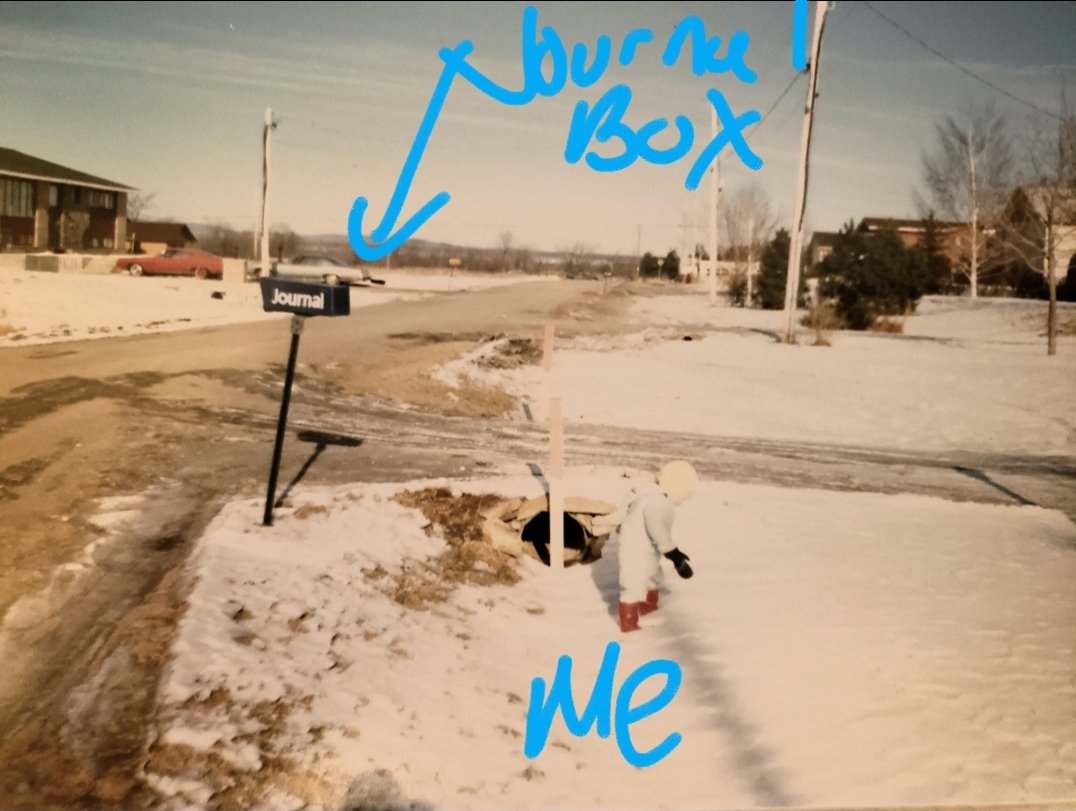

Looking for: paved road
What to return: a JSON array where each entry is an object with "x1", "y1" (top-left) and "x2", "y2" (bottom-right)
[{"x1": 0, "y1": 278, "x2": 1072, "y2": 808}]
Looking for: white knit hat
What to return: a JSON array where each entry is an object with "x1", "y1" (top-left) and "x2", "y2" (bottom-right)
[{"x1": 657, "y1": 460, "x2": 699, "y2": 505}]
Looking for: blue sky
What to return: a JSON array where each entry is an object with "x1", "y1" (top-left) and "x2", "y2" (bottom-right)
[{"x1": 1, "y1": 1, "x2": 1073, "y2": 256}]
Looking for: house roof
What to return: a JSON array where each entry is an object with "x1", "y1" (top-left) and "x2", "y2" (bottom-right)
[
  {"x1": 1012, "y1": 186, "x2": 1076, "y2": 224},
  {"x1": 0, "y1": 147, "x2": 134, "y2": 192},
  {"x1": 129, "y1": 221, "x2": 196, "y2": 245},
  {"x1": 807, "y1": 231, "x2": 841, "y2": 249},
  {"x1": 859, "y1": 217, "x2": 963, "y2": 232}
]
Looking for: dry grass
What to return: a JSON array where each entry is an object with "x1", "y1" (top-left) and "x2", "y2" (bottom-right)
[
  {"x1": 0, "y1": 307, "x2": 17, "y2": 337},
  {"x1": 379, "y1": 488, "x2": 521, "y2": 609},
  {"x1": 147, "y1": 690, "x2": 336, "y2": 810},
  {"x1": 800, "y1": 303, "x2": 842, "y2": 346},
  {"x1": 477, "y1": 337, "x2": 542, "y2": 369}
]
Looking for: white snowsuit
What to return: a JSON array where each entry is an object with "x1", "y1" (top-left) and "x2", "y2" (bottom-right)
[{"x1": 615, "y1": 482, "x2": 678, "y2": 604}]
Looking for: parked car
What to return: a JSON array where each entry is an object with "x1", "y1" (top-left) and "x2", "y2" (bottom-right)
[
  {"x1": 116, "y1": 248, "x2": 224, "y2": 280},
  {"x1": 246, "y1": 254, "x2": 384, "y2": 286}
]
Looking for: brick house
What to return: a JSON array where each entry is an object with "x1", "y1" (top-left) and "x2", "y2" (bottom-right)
[
  {"x1": 0, "y1": 147, "x2": 133, "y2": 253},
  {"x1": 128, "y1": 221, "x2": 197, "y2": 255}
]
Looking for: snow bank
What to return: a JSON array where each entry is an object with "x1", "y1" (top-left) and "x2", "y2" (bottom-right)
[
  {"x1": 150, "y1": 469, "x2": 1076, "y2": 809},
  {"x1": 0, "y1": 271, "x2": 412, "y2": 346}
]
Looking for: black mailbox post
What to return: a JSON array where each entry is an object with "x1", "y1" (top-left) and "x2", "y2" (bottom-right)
[{"x1": 260, "y1": 278, "x2": 351, "y2": 525}]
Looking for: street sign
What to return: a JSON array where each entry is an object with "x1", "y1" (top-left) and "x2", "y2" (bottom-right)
[{"x1": 259, "y1": 277, "x2": 350, "y2": 317}]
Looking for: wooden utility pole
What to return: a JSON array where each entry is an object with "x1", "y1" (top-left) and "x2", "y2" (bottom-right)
[
  {"x1": 709, "y1": 106, "x2": 720, "y2": 306},
  {"x1": 543, "y1": 325, "x2": 565, "y2": 570},
  {"x1": 636, "y1": 223, "x2": 642, "y2": 280},
  {"x1": 782, "y1": 1, "x2": 828, "y2": 343},
  {"x1": 260, "y1": 107, "x2": 274, "y2": 276}
]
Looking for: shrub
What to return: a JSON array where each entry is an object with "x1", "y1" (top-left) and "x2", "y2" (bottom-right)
[
  {"x1": 754, "y1": 229, "x2": 805, "y2": 309},
  {"x1": 728, "y1": 271, "x2": 748, "y2": 306},
  {"x1": 816, "y1": 222, "x2": 926, "y2": 330},
  {"x1": 997, "y1": 263, "x2": 1049, "y2": 299},
  {"x1": 1057, "y1": 271, "x2": 1076, "y2": 302},
  {"x1": 800, "y1": 302, "x2": 842, "y2": 346}
]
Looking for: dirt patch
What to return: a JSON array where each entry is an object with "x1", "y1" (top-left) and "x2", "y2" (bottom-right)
[
  {"x1": 293, "y1": 504, "x2": 328, "y2": 520},
  {"x1": 388, "y1": 331, "x2": 492, "y2": 344},
  {"x1": 477, "y1": 337, "x2": 542, "y2": 369},
  {"x1": 552, "y1": 288, "x2": 626, "y2": 322},
  {"x1": 327, "y1": 340, "x2": 518, "y2": 418},
  {"x1": 0, "y1": 566, "x2": 189, "y2": 810}
]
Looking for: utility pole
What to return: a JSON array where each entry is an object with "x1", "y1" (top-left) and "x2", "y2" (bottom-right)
[
  {"x1": 635, "y1": 223, "x2": 642, "y2": 280},
  {"x1": 709, "y1": 105, "x2": 720, "y2": 306},
  {"x1": 680, "y1": 212, "x2": 691, "y2": 281},
  {"x1": 260, "y1": 107, "x2": 275, "y2": 277},
  {"x1": 782, "y1": 1, "x2": 828, "y2": 343}
]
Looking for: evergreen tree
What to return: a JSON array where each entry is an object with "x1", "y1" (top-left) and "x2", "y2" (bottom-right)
[
  {"x1": 818, "y1": 222, "x2": 927, "y2": 330},
  {"x1": 918, "y1": 212, "x2": 951, "y2": 294},
  {"x1": 662, "y1": 250, "x2": 680, "y2": 280},
  {"x1": 639, "y1": 252, "x2": 660, "y2": 278},
  {"x1": 754, "y1": 229, "x2": 802, "y2": 309}
]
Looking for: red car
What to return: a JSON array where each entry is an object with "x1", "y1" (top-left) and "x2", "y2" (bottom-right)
[{"x1": 116, "y1": 248, "x2": 224, "y2": 280}]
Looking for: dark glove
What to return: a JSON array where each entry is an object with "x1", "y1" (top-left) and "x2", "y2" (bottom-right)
[{"x1": 664, "y1": 548, "x2": 693, "y2": 579}]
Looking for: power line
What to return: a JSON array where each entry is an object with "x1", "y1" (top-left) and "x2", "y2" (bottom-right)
[
  {"x1": 749, "y1": 71, "x2": 806, "y2": 141},
  {"x1": 862, "y1": 1, "x2": 1066, "y2": 122}
]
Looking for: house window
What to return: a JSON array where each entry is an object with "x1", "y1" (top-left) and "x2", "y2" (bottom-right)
[
  {"x1": 2, "y1": 178, "x2": 34, "y2": 217},
  {"x1": 48, "y1": 185, "x2": 59, "y2": 207},
  {"x1": 87, "y1": 190, "x2": 115, "y2": 210}
]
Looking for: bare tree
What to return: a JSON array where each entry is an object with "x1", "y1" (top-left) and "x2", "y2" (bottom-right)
[
  {"x1": 724, "y1": 183, "x2": 776, "y2": 306},
  {"x1": 270, "y1": 222, "x2": 301, "y2": 261},
  {"x1": 920, "y1": 102, "x2": 1013, "y2": 298},
  {"x1": 497, "y1": 230, "x2": 515, "y2": 271},
  {"x1": 556, "y1": 242, "x2": 597, "y2": 277},
  {"x1": 199, "y1": 219, "x2": 254, "y2": 259},
  {"x1": 995, "y1": 114, "x2": 1076, "y2": 356},
  {"x1": 126, "y1": 192, "x2": 156, "y2": 222},
  {"x1": 514, "y1": 245, "x2": 533, "y2": 274}
]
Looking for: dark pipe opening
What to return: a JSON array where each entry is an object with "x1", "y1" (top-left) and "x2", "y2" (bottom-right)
[{"x1": 521, "y1": 511, "x2": 588, "y2": 566}]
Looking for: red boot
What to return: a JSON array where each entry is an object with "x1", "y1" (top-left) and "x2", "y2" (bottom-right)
[
  {"x1": 639, "y1": 589, "x2": 660, "y2": 616},
  {"x1": 618, "y1": 601, "x2": 641, "y2": 632}
]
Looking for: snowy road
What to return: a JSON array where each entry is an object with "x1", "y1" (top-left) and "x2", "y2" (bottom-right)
[{"x1": 284, "y1": 387, "x2": 1076, "y2": 522}]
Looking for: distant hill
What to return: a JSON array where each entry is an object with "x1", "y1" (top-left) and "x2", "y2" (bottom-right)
[{"x1": 189, "y1": 223, "x2": 635, "y2": 275}]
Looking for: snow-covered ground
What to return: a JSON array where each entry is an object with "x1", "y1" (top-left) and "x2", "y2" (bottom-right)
[
  {"x1": 143, "y1": 291, "x2": 1074, "y2": 810},
  {"x1": 20, "y1": 279, "x2": 1068, "y2": 808},
  {"x1": 146, "y1": 469, "x2": 1076, "y2": 809},
  {"x1": 440, "y1": 293, "x2": 1076, "y2": 457},
  {"x1": 0, "y1": 271, "x2": 422, "y2": 346}
]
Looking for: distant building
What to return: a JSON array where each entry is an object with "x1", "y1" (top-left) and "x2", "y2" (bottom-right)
[
  {"x1": 806, "y1": 231, "x2": 841, "y2": 268},
  {"x1": 1001, "y1": 186, "x2": 1076, "y2": 280},
  {"x1": 807, "y1": 218, "x2": 967, "y2": 272},
  {"x1": 0, "y1": 147, "x2": 133, "y2": 253},
  {"x1": 129, "y1": 221, "x2": 197, "y2": 255},
  {"x1": 857, "y1": 217, "x2": 963, "y2": 253}
]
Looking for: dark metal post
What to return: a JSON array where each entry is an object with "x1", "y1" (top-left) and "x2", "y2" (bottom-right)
[{"x1": 264, "y1": 315, "x2": 304, "y2": 525}]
